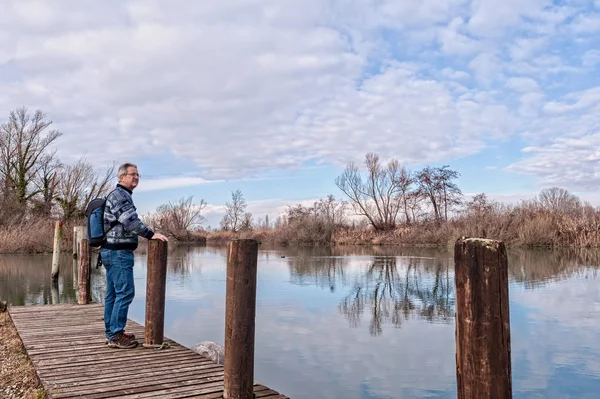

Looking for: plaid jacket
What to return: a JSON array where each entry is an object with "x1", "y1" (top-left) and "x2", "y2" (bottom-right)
[{"x1": 103, "y1": 184, "x2": 154, "y2": 250}]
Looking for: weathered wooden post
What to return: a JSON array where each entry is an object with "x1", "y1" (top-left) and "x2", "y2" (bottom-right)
[
  {"x1": 51, "y1": 280, "x2": 59, "y2": 304},
  {"x1": 51, "y1": 221, "x2": 63, "y2": 280},
  {"x1": 145, "y1": 240, "x2": 168, "y2": 346},
  {"x1": 73, "y1": 225, "x2": 85, "y2": 259},
  {"x1": 454, "y1": 237, "x2": 512, "y2": 399},
  {"x1": 223, "y1": 239, "x2": 258, "y2": 399},
  {"x1": 77, "y1": 239, "x2": 92, "y2": 305}
]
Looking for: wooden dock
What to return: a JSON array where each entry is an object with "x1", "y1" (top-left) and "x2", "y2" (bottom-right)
[{"x1": 9, "y1": 303, "x2": 288, "y2": 399}]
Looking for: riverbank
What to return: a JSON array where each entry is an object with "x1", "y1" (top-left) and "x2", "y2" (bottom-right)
[
  {"x1": 0, "y1": 308, "x2": 46, "y2": 399},
  {"x1": 3, "y1": 203, "x2": 600, "y2": 254}
]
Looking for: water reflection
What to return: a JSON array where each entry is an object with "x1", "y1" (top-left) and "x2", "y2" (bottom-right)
[
  {"x1": 2, "y1": 245, "x2": 600, "y2": 398},
  {"x1": 508, "y1": 248, "x2": 600, "y2": 288},
  {"x1": 0, "y1": 252, "x2": 105, "y2": 305},
  {"x1": 286, "y1": 251, "x2": 454, "y2": 336},
  {"x1": 341, "y1": 257, "x2": 454, "y2": 335}
]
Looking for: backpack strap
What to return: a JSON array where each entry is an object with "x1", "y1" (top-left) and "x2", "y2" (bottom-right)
[{"x1": 99, "y1": 189, "x2": 120, "y2": 246}]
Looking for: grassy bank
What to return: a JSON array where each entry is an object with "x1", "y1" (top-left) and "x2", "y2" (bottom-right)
[
  {"x1": 3, "y1": 200, "x2": 600, "y2": 255},
  {"x1": 0, "y1": 218, "x2": 81, "y2": 254},
  {"x1": 0, "y1": 310, "x2": 46, "y2": 399},
  {"x1": 202, "y1": 204, "x2": 600, "y2": 249}
]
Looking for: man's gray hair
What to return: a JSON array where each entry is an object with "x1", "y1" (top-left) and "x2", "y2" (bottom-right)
[{"x1": 118, "y1": 162, "x2": 138, "y2": 178}]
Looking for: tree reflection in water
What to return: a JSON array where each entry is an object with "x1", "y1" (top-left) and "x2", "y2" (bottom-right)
[
  {"x1": 286, "y1": 247, "x2": 350, "y2": 293},
  {"x1": 339, "y1": 256, "x2": 454, "y2": 336}
]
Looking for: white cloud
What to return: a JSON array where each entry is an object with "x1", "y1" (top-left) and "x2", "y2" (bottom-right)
[
  {"x1": 506, "y1": 77, "x2": 540, "y2": 93},
  {"x1": 468, "y1": 52, "x2": 503, "y2": 82},
  {"x1": 438, "y1": 17, "x2": 480, "y2": 56},
  {"x1": 583, "y1": 49, "x2": 600, "y2": 67},
  {"x1": 509, "y1": 37, "x2": 549, "y2": 61},
  {"x1": 543, "y1": 87, "x2": 600, "y2": 114},
  {"x1": 506, "y1": 106, "x2": 600, "y2": 189},
  {"x1": 0, "y1": 0, "x2": 599, "y2": 192},
  {"x1": 134, "y1": 176, "x2": 217, "y2": 192},
  {"x1": 441, "y1": 68, "x2": 470, "y2": 81},
  {"x1": 570, "y1": 13, "x2": 600, "y2": 34},
  {"x1": 467, "y1": 0, "x2": 553, "y2": 37}
]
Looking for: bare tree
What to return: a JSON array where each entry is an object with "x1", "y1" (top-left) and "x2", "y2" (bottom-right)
[
  {"x1": 538, "y1": 187, "x2": 581, "y2": 214},
  {"x1": 437, "y1": 165, "x2": 462, "y2": 220},
  {"x1": 314, "y1": 194, "x2": 347, "y2": 226},
  {"x1": 0, "y1": 107, "x2": 62, "y2": 204},
  {"x1": 220, "y1": 189, "x2": 249, "y2": 232},
  {"x1": 154, "y1": 196, "x2": 207, "y2": 239},
  {"x1": 55, "y1": 157, "x2": 115, "y2": 220},
  {"x1": 417, "y1": 165, "x2": 462, "y2": 222},
  {"x1": 31, "y1": 151, "x2": 62, "y2": 216},
  {"x1": 335, "y1": 153, "x2": 412, "y2": 231},
  {"x1": 393, "y1": 168, "x2": 416, "y2": 225},
  {"x1": 240, "y1": 212, "x2": 253, "y2": 231},
  {"x1": 465, "y1": 193, "x2": 495, "y2": 216},
  {"x1": 0, "y1": 179, "x2": 24, "y2": 226}
]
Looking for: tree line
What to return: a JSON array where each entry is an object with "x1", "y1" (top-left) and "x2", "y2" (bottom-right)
[{"x1": 2, "y1": 107, "x2": 598, "y2": 252}]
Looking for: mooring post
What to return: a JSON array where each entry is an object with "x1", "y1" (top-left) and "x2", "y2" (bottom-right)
[
  {"x1": 51, "y1": 220, "x2": 63, "y2": 280},
  {"x1": 77, "y1": 239, "x2": 92, "y2": 305},
  {"x1": 73, "y1": 225, "x2": 85, "y2": 259},
  {"x1": 223, "y1": 239, "x2": 258, "y2": 399},
  {"x1": 51, "y1": 281, "x2": 59, "y2": 304},
  {"x1": 145, "y1": 239, "x2": 168, "y2": 346},
  {"x1": 454, "y1": 237, "x2": 512, "y2": 399}
]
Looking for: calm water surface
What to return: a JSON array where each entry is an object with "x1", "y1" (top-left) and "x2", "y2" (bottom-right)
[{"x1": 1, "y1": 245, "x2": 599, "y2": 398}]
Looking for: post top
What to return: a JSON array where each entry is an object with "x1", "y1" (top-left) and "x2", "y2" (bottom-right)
[{"x1": 458, "y1": 236, "x2": 502, "y2": 250}]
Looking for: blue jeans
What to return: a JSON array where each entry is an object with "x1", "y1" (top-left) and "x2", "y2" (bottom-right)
[{"x1": 101, "y1": 248, "x2": 135, "y2": 340}]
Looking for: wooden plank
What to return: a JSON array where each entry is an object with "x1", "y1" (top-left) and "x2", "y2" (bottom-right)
[
  {"x1": 48, "y1": 361, "x2": 221, "y2": 384},
  {"x1": 121, "y1": 383, "x2": 272, "y2": 399},
  {"x1": 26, "y1": 339, "x2": 178, "y2": 356},
  {"x1": 20, "y1": 329, "x2": 143, "y2": 342},
  {"x1": 53, "y1": 373, "x2": 225, "y2": 399},
  {"x1": 37, "y1": 357, "x2": 213, "y2": 379},
  {"x1": 34, "y1": 349, "x2": 202, "y2": 367},
  {"x1": 51, "y1": 369, "x2": 225, "y2": 397},
  {"x1": 35, "y1": 351, "x2": 205, "y2": 371},
  {"x1": 9, "y1": 304, "x2": 289, "y2": 399},
  {"x1": 112, "y1": 381, "x2": 225, "y2": 399},
  {"x1": 9, "y1": 304, "x2": 104, "y2": 314}
]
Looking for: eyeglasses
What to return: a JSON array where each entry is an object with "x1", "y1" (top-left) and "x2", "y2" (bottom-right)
[{"x1": 126, "y1": 173, "x2": 141, "y2": 178}]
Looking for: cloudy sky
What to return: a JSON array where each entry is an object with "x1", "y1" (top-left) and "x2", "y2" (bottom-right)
[{"x1": 2, "y1": 0, "x2": 600, "y2": 227}]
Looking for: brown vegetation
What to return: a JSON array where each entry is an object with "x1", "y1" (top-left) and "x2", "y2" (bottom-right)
[
  {"x1": 201, "y1": 189, "x2": 600, "y2": 249},
  {"x1": 0, "y1": 218, "x2": 82, "y2": 254},
  {"x1": 0, "y1": 311, "x2": 46, "y2": 399}
]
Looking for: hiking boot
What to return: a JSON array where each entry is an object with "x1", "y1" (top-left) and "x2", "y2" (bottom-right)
[
  {"x1": 107, "y1": 333, "x2": 138, "y2": 349},
  {"x1": 105, "y1": 332, "x2": 136, "y2": 344}
]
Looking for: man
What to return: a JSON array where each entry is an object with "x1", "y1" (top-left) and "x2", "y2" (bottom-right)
[{"x1": 101, "y1": 162, "x2": 168, "y2": 349}]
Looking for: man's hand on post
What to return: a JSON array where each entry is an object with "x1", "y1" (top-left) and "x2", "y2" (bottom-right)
[{"x1": 151, "y1": 233, "x2": 169, "y2": 242}]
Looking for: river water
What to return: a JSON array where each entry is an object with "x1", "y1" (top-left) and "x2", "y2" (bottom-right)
[{"x1": 1, "y1": 245, "x2": 599, "y2": 398}]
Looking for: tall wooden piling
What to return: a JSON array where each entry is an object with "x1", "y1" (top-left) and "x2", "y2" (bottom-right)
[
  {"x1": 77, "y1": 239, "x2": 91, "y2": 305},
  {"x1": 51, "y1": 281, "x2": 59, "y2": 305},
  {"x1": 454, "y1": 237, "x2": 512, "y2": 399},
  {"x1": 73, "y1": 226, "x2": 85, "y2": 259},
  {"x1": 223, "y1": 239, "x2": 258, "y2": 399},
  {"x1": 51, "y1": 221, "x2": 63, "y2": 280},
  {"x1": 145, "y1": 240, "x2": 168, "y2": 346}
]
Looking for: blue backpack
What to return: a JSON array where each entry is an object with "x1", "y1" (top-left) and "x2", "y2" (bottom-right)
[{"x1": 85, "y1": 190, "x2": 118, "y2": 248}]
